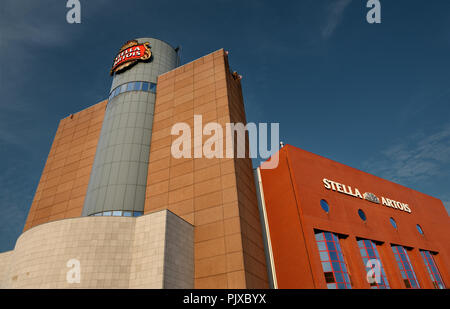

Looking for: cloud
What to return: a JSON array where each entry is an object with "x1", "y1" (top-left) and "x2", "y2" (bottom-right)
[
  {"x1": 321, "y1": 0, "x2": 352, "y2": 39},
  {"x1": 363, "y1": 124, "x2": 450, "y2": 214},
  {"x1": 364, "y1": 124, "x2": 450, "y2": 182}
]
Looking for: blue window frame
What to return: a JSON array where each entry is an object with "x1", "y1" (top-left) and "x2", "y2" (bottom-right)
[
  {"x1": 108, "y1": 80, "x2": 158, "y2": 101},
  {"x1": 416, "y1": 224, "x2": 424, "y2": 235},
  {"x1": 133, "y1": 211, "x2": 143, "y2": 217},
  {"x1": 420, "y1": 250, "x2": 445, "y2": 289},
  {"x1": 315, "y1": 231, "x2": 352, "y2": 289},
  {"x1": 357, "y1": 239, "x2": 390, "y2": 289},
  {"x1": 320, "y1": 199, "x2": 329, "y2": 213},
  {"x1": 389, "y1": 217, "x2": 397, "y2": 229},
  {"x1": 391, "y1": 245, "x2": 420, "y2": 289},
  {"x1": 358, "y1": 209, "x2": 366, "y2": 221},
  {"x1": 149, "y1": 83, "x2": 157, "y2": 93},
  {"x1": 141, "y1": 82, "x2": 149, "y2": 92},
  {"x1": 126, "y1": 82, "x2": 135, "y2": 91}
]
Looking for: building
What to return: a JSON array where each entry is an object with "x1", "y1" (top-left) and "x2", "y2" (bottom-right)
[
  {"x1": 0, "y1": 38, "x2": 269, "y2": 289},
  {"x1": 0, "y1": 37, "x2": 448, "y2": 290},
  {"x1": 255, "y1": 145, "x2": 450, "y2": 289}
]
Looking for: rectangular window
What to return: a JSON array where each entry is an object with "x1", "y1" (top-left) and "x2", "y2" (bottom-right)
[
  {"x1": 149, "y1": 83, "x2": 157, "y2": 93},
  {"x1": 135, "y1": 82, "x2": 143, "y2": 91},
  {"x1": 391, "y1": 245, "x2": 420, "y2": 289},
  {"x1": 357, "y1": 239, "x2": 390, "y2": 289},
  {"x1": 112, "y1": 211, "x2": 122, "y2": 217},
  {"x1": 315, "y1": 231, "x2": 352, "y2": 289},
  {"x1": 119, "y1": 84, "x2": 127, "y2": 93},
  {"x1": 133, "y1": 211, "x2": 143, "y2": 217},
  {"x1": 123, "y1": 211, "x2": 132, "y2": 217},
  {"x1": 420, "y1": 250, "x2": 445, "y2": 289},
  {"x1": 141, "y1": 82, "x2": 149, "y2": 92},
  {"x1": 126, "y1": 82, "x2": 135, "y2": 91},
  {"x1": 103, "y1": 211, "x2": 112, "y2": 216}
]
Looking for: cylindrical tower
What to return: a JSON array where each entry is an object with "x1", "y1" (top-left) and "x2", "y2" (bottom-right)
[{"x1": 82, "y1": 38, "x2": 179, "y2": 217}]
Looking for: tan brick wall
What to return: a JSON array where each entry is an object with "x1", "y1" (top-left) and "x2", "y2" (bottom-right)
[
  {"x1": 144, "y1": 49, "x2": 269, "y2": 288},
  {"x1": 3, "y1": 210, "x2": 193, "y2": 288},
  {"x1": 24, "y1": 100, "x2": 107, "y2": 231}
]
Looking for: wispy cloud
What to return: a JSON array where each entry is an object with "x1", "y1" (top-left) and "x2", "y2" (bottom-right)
[
  {"x1": 363, "y1": 124, "x2": 450, "y2": 214},
  {"x1": 322, "y1": 0, "x2": 352, "y2": 39},
  {"x1": 364, "y1": 124, "x2": 450, "y2": 181}
]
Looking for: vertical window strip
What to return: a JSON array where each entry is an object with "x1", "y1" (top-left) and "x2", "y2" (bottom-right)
[
  {"x1": 420, "y1": 250, "x2": 445, "y2": 289},
  {"x1": 357, "y1": 239, "x2": 390, "y2": 289},
  {"x1": 392, "y1": 245, "x2": 420, "y2": 289},
  {"x1": 315, "y1": 231, "x2": 352, "y2": 289}
]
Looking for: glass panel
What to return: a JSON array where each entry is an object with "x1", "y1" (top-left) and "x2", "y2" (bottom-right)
[
  {"x1": 149, "y1": 83, "x2": 157, "y2": 93},
  {"x1": 103, "y1": 211, "x2": 112, "y2": 216},
  {"x1": 319, "y1": 252, "x2": 329, "y2": 261},
  {"x1": 112, "y1": 211, "x2": 122, "y2": 216},
  {"x1": 141, "y1": 82, "x2": 149, "y2": 92},
  {"x1": 327, "y1": 241, "x2": 336, "y2": 251},
  {"x1": 133, "y1": 211, "x2": 143, "y2": 217},
  {"x1": 135, "y1": 82, "x2": 143, "y2": 91},
  {"x1": 322, "y1": 262, "x2": 332, "y2": 272},
  {"x1": 332, "y1": 261, "x2": 341, "y2": 271},
  {"x1": 120, "y1": 84, "x2": 127, "y2": 93},
  {"x1": 320, "y1": 199, "x2": 329, "y2": 213},
  {"x1": 123, "y1": 211, "x2": 132, "y2": 217},
  {"x1": 315, "y1": 233, "x2": 324, "y2": 241}
]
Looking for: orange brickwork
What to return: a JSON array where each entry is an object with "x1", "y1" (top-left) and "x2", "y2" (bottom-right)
[
  {"x1": 144, "y1": 49, "x2": 269, "y2": 288},
  {"x1": 23, "y1": 101, "x2": 107, "y2": 231}
]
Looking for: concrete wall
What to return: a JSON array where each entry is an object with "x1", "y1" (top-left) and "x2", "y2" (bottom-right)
[{"x1": 0, "y1": 210, "x2": 193, "y2": 289}]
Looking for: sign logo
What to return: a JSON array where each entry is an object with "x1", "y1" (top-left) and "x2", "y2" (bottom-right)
[
  {"x1": 323, "y1": 178, "x2": 412, "y2": 213},
  {"x1": 110, "y1": 40, "x2": 152, "y2": 75},
  {"x1": 363, "y1": 192, "x2": 380, "y2": 204}
]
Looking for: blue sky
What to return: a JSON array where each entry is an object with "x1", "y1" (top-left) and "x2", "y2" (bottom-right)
[{"x1": 0, "y1": 0, "x2": 449, "y2": 252}]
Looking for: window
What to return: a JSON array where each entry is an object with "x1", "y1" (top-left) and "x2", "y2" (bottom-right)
[
  {"x1": 108, "y1": 81, "x2": 157, "y2": 101},
  {"x1": 357, "y1": 239, "x2": 390, "y2": 289},
  {"x1": 135, "y1": 81, "x2": 143, "y2": 91},
  {"x1": 141, "y1": 82, "x2": 149, "y2": 92},
  {"x1": 391, "y1": 245, "x2": 420, "y2": 289},
  {"x1": 416, "y1": 224, "x2": 424, "y2": 235},
  {"x1": 126, "y1": 82, "x2": 135, "y2": 91},
  {"x1": 149, "y1": 83, "x2": 157, "y2": 93},
  {"x1": 358, "y1": 209, "x2": 366, "y2": 221},
  {"x1": 389, "y1": 217, "x2": 397, "y2": 229},
  {"x1": 320, "y1": 199, "x2": 329, "y2": 213},
  {"x1": 315, "y1": 231, "x2": 352, "y2": 289},
  {"x1": 420, "y1": 250, "x2": 445, "y2": 289},
  {"x1": 89, "y1": 210, "x2": 143, "y2": 217}
]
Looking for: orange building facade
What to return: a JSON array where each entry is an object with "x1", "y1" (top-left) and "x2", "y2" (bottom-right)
[{"x1": 258, "y1": 145, "x2": 450, "y2": 289}]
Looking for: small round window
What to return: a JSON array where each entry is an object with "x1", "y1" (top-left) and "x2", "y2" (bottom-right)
[
  {"x1": 358, "y1": 209, "x2": 366, "y2": 221},
  {"x1": 416, "y1": 224, "x2": 424, "y2": 235},
  {"x1": 390, "y1": 217, "x2": 397, "y2": 229},
  {"x1": 320, "y1": 199, "x2": 329, "y2": 213}
]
